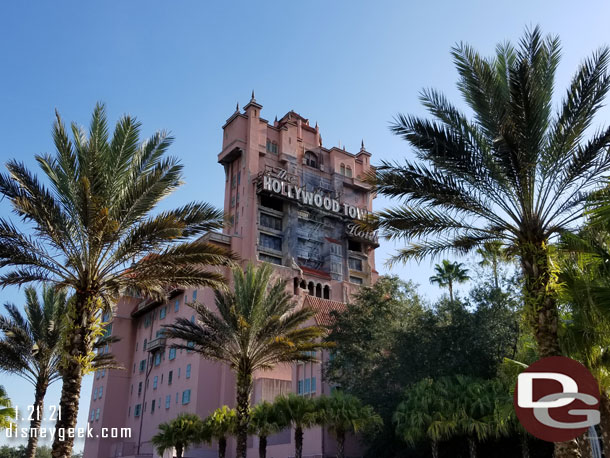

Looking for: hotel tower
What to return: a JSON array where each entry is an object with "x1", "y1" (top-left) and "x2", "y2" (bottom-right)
[{"x1": 83, "y1": 94, "x2": 378, "y2": 458}]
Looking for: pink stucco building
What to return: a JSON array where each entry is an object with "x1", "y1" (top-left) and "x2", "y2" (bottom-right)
[{"x1": 83, "y1": 95, "x2": 378, "y2": 458}]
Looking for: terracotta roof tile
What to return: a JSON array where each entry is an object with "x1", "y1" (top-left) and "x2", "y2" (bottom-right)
[{"x1": 303, "y1": 296, "x2": 346, "y2": 327}]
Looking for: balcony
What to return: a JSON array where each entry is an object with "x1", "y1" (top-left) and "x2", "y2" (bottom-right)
[{"x1": 147, "y1": 337, "x2": 166, "y2": 352}]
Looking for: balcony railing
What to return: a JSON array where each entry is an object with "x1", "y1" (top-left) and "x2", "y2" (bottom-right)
[{"x1": 147, "y1": 337, "x2": 166, "y2": 352}]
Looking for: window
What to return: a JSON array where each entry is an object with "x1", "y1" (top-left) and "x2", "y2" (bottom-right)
[
  {"x1": 90, "y1": 410, "x2": 94, "y2": 421},
  {"x1": 305, "y1": 151, "x2": 318, "y2": 168},
  {"x1": 340, "y1": 163, "x2": 345, "y2": 175},
  {"x1": 139, "y1": 360, "x2": 146, "y2": 372},
  {"x1": 154, "y1": 353, "x2": 162, "y2": 366},
  {"x1": 260, "y1": 195, "x2": 283, "y2": 212},
  {"x1": 186, "y1": 364, "x2": 191, "y2": 379},
  {"x1": 95, "y1": 408, "x2": 100, "y2": 421},
  {"x1": 96, "y1": 371, "x2": 100, "y2": 380},
  {"x1": 144, "y1": 314, "x2": 151, "y2": 328},
  {"x1": 348, "y1": 257, "x2": 363, "y2": 271},
  {"x1": 190, "y1": 315, "x2": 195, "y2": 323},
  {"x1": 169, "y1": 348, "x2": 176, "y2": 360},
  {"x1": 156, "y1": 329, "x2": 165, "y2": 338},
  {"x1": 330, "y1": 244, "x2": 343, "y2": 256},
  {"x1": 192, "y1": 290, "x2": 197, "y2": 302},
  {"x1": 153, "y1": 376, "x2": 158, "y2": 390},
  {"x1": 131, "y1": 384, "x2": 133, "y2": 395},
  {"x1": 304, "y1": 378, "x2": 310, "y2": 394},
  {"x1": 345, "y1": 166, "x2": 353, "y2": 178},
  {"x1": 182, "y1": 389, "x2": 191, "y2": 405},
  {"x1": 165, "y1": 395, "x2": 171, "y2": 409},
  {"x1": 350, "y1": 276, "x2": 364, "y2": 285},
  {"x1": 143, "y1": 339, "x2": 147, "y2": 351},
  {"x1": 174, "y1": 300, "x2": 179, "y2": 312},
  {"x1": 298, "y1": 380, "x2": 303, "y2": 395},
  {"x1": 260, "y1": 233, "x2": 282, "y2": 251},
  {"x1": 187, "y1": 341, "x2": 194, "y2": 352},
  {"x1": 168, "y1": 370, "x2": 173, "y2": 385},
  {"x1": 151, "y1": 399, "x2": 155, "y2": 413},
  {"x1": 93, "y1": 388, "x2": 97, "y2": 400},
  {"x1": 266, "y1": 139, "x2": 278, "y2": 154},
  {"x1": 176, "y1": 392, "x2": 179, "y2": 404},
  {"x1": 311, "y1": 377, "x2": 317, "y2": 393},
  {"x1": 260, "y1": 213, "x2": 282, "y2": 231},
  {"x1": 138, "y1": 382, "x2": 142, "y2": 396},
  {"x1": 331, "y1": 262, "x2": 342, "y2": 275},
  {"x1": 99, "y1": 387, "x2": 103, "y2": 399},
  {"x1": 259, "y1": 253, "x2": 282, "y2": 265},
  {"x1": 101, "y1": 369, "x2": 105, "y2": 377},
  {"x1": 134, "y1": 404, "x2": 141, "y2": 417},
  {"x1": 159, "y1": 307, "x2": 166, "y2": 319},
  {"x1": 348, "y1": 240, "x2": 362, "y2": 252}
]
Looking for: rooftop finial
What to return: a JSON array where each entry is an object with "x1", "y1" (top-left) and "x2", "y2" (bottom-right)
[
  {"x1": 274, "y1": 115, "x2": 278, "y2": 123},
  {"x1": 251, "y1": 89, "x2": 255, "y2": 101},
  {"x1": 235, "y1": 102, "x2": 239, "y2": 113},
  {"x1": 361, "y1": 139, "x2": 365, "y2": 151}
]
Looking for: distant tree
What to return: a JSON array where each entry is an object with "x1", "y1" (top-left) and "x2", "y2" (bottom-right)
[
  {"x1": 316, "y1": 391, "x2": 382, "y2": 458},
  {"x1": 476, "y1": 241, "x2": 510, "y2": 289},
  {"x1": 275, "y1": 394, "x2": 319, "y2": 458},
  {"x1": 249, "y1": 401, "x2": 285, "y2": 458},
  {"x1": 164, "y1": 263, "x2": 328, "y2": 458},
  {"x1": 0, "y1": 286, "x2": 67, "y2": 458},
  {"x1": 0, "y1": 386, "x2": 15, "y2": 431},
  {"x1": 151, "y1": 413, "x2": 203, "y2": 458},
  {"x1": 429, "y1": 260, "x2": 470, "y2": 302}
]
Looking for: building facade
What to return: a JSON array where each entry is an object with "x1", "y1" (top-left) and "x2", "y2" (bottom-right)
[{"x1": 83, "y1": 95, "x2": 378, "y2": 458}]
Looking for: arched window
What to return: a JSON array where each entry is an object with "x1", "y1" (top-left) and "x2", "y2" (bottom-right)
[
  {"x1": 323, "y1": 285, "x2": 330, "y2": 299},
  {"x1": 293, "y1": 278, "x2": 299, "y2": 295},
  {"x1": 305, "y1": 151, "x2": 318, "y2": 169},
  {"x1": 315, "y1": 283, "x2": 322, "y2": 298},
  {"x1": 340, "y1": 163, "x2": 346, "y2": 175},
  {"x1": 345, "y1": 166, "x2": 353, "y2": 178},
  {"x1": 300, "y1": 279, "x2": 307, "y2": 290},
  {"x1": 308, "y1": 282, "x2": 315, "y2": 296}
]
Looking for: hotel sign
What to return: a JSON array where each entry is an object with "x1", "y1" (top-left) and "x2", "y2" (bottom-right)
[
  {"x1": 261, "y1": 174, "x2": 379, "y2": 244},
  {"x1": 262, "y1": 175, "x2": 369, "y2": 220}
]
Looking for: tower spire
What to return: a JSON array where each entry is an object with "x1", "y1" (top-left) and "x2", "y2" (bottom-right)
[
  {"x1": 235, "y1": 102, "x2": 240, "y2": 113},
  {"x1": 251, "y1": 90, "x2": 255, "y2": 101}
]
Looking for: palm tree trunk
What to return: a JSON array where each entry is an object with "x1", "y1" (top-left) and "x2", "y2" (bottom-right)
[
  {"x1": 235, "y1": 368, "x2": 253, "y2": 458},
  {"x1": 520, "y1": 433, "x2": 529, "y2": 458},
  {"x1": 521, "y1": 244, "x2": 580, "y2": 458},
  {"x1": 448, "y1": 281, "x2": 454, "y2": 302},
  {"x1": 219, "y1": 436, "x2": 227, "y2": 458},
  {"x1": 468, "y1": 436, "x2": 476, "y2": 458},
  {"x1": 259, "y1": 435, "x2": 267, "y2": 458},
  {"x1": 176, "y1": 444, "x2": 184, "y2": 458},
  {"x1": 578, "y1": 433, "x2": 593, "y2": 458},
  {"x1": 336, "y1": 430, "x2": 345, "y2": 458},
  {"x1": 431, "y1": 439, "x2": 439, "y2": 458},
  {"x1": 25, "y1": 377, "x2": 48, "y2": 458},
  {"x1": 600, "y1": 392, "x2": 610, "y2": 455},
  {"x1": 520, "y1": 242, "x2": 561, "y2": 357},
  {"x1": 554, "y1": 440, "x2": 582, "y2": 458},
  {"x1": 295, "y1": 426, "x2": 304, "y2": 458},
  {"x1": 51, "y1": 296, "x2": 94, "y2": 458}
]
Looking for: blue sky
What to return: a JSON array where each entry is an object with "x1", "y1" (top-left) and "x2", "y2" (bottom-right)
[{"x1": 1, "y1": 0, "x2": 610, "y2": 451}]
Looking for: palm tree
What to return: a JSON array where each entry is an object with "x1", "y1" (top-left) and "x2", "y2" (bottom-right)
[
  {"x1": 369, "y1": 28, "x2": 610, "y2": 457},
  {"x1": 476, "y1": 241, "x2": 509, "y2": 289},
  {"x1": 450, "y1": 376, "x2": 500, "y2": 458},
  {"x1": 249, "y1": 401, "x2": 285, "y2": 458},
  {"x1": 429, "y1": 260, "x2": 470, "y2": 301},
  {"x1": 275, "y1": 394, "x2": 320, "y2": 458},
  {"x1": 393, "y1": 378, "x2": 456, "y2": 458},
  {"x1": 202, "y1": 406, "x2": 236, "y2": 458},
  {"x1": 151, "y1": 413, "x2": 203, "y2": 458},
  {"x1": 0, "y1": 286, "x2": 67, "y2": 458},
  {"x1": 0, "y1": 386, "x2": 15, "y2": 430},
  {"x1": 0, "y1": 104, "x2": 235, "y2": 458},
  {"x1": 558, "y1": 223, "x2": 610, "y2": 455},
  {"x1": 164, "y1": 263, "x2": 328, "y2": 458},
  {"x1": 315, "y1": 391, "x2": 382, "y2": 458}
]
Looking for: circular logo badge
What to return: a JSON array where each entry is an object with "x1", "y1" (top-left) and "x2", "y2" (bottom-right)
[{"x1": 514, "y1": 356, "x2": 600, "y2": 442}]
